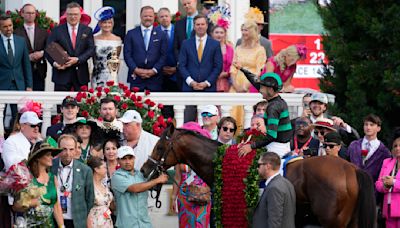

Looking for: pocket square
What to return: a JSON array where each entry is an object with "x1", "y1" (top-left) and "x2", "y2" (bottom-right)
[
  {"x1": 153, "y1": 39, "x2": 159, "y2": 42},
  {"x1": 81, "y1": 34, "x2": 88, "y2": 39}
]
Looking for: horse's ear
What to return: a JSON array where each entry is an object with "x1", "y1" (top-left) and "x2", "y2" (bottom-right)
[{"x1": 165, "y1": 122, "x2": 175, "y2": 138}]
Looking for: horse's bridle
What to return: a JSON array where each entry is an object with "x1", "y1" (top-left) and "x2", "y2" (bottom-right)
[{"x1": 146, "y1": 135, "x2": 179, "y2": 208}]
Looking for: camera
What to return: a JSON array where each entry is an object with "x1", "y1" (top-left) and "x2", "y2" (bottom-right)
[{"x1": 303, "y1": 148, "x2": 317, "y2": 156}]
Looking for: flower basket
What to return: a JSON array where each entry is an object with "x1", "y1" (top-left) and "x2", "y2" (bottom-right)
[{"x1": 75, "y1": 81, "x2": 169, "y2": 136}]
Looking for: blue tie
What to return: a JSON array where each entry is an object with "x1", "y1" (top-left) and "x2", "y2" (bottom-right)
[
  {"x1": 144, "y1": 28, "x2": 150, "y2": 50},
  {"x1": 186, "y1": 17, "x2": 193, "y2": 39}
]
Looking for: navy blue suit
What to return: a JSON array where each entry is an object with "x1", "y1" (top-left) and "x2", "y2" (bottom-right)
[
  {"x1": 124, "y1": 26, "x2": 168, "y2": 91},
  {"x1": 45, "y1": 23, "x2": 95, "y2": 91},
  {"x1": 178, "y1": 36, "x2": 222, "y2": 92}
]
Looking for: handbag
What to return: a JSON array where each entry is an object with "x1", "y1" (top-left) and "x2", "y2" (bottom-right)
[{"x1": 182, "y1": 184, "x2": 211, "y2": 205}]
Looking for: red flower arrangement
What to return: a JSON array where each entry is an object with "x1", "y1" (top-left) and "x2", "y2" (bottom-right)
[
  {"x1": 0, "y1": 161, "x2": 32, "y2": 194},
  {"x1": 9, "y1": 8, "x2": 57, "y2": 32},
  {"x1": 75, "y1": 81, "x2": 168, "y2": 136}
]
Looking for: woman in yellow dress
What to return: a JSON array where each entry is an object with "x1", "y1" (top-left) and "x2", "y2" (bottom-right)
[{"x1": 230, "y1": 20, "x2": 266, "y2": 130}]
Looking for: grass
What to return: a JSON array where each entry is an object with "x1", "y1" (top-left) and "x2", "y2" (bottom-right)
[{"x1": 270, "y1": 1, "x2": 325, "y2": 34}]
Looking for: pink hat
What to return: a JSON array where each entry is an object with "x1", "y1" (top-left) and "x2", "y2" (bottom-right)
[
  {"x1": 59, "y1": 7, "x2": 91, "y2": 26},
  {"x1": 181, "y1": 122, "x2": 212, "y2": 139}
]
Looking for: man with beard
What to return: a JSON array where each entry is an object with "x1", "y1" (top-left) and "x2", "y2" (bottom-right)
[
  {"x1": 111, "y1": 146, "x2": 168, "y2": 228},
  {"x1": 200, "y1": 105, "x2": 219, "y2": 140},
  {"x1": 99, "y1": 97, "x2": 123, "y2": 132},
  {"x1": 290, "y1": 117, "x2": 319, "y2": 157}
]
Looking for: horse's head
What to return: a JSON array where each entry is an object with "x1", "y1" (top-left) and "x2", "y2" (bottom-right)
[{"x1": 141, "y1": 123, "x2": 179, "y2": 179}]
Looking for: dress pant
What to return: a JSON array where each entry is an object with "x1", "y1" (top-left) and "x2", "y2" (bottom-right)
[
  {"x1": 0, "y1": 196, "x2": 11, "y2": 228},
  {"x1": 3, "y1": 81, "x2": 18, "y2": 132},
  {"x1": 64, "y1": 219, "x2": 74, "y2": 228},
  {"x1": 32, "y1": 68, "x2": 45, "y2": 91},
  {"x1": 162, "y1": 77, "x2": 180, "y2": 119},
  {"x1": 184, "y1": 105, "x2": 197, "y2": 123}
]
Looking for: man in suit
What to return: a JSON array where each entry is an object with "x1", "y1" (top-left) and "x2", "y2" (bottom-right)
[
  {"x1": 45, "y1": 2, "x2": 95, "y2": 91},
  {"x1": 253, "y1": 152, "x2": 296, "y2": 228},
  {"x1": 178, "y1": 14, "x2": 222, "y2": 121},
  {"x1": 51, "y1": 134, "x2": 94, "y2": 228},
  {"x1": 124, "y1": 6, "x2": 168, "y2": 91},
  {"x1": 0, "y1": 15, "x2": 32, "y2": 128},
  {"x1": 14, "y1": 3, "x2": 48, "y2": 91}
]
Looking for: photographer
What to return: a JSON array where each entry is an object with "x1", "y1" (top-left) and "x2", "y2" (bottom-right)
[{"x1": 290, "y1": 117, "x2": 319, "y2": 157}]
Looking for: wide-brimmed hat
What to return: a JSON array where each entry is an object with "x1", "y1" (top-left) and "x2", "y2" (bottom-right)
[
  {"x1": 312, "y1": 117, "x2": 336, "y2": 131},
  {"x1": 245, "y1": 7, "x2": 267, "y2": 25},
  {"x1": 62, "y1": 117, "x2": 100, "y2": 135},
  {"x1": 27, "y1": 141, "x2": 63, "y2": 165},
  {"x1": 59, "y1": 7, "x2": 91, "y2": 26}
]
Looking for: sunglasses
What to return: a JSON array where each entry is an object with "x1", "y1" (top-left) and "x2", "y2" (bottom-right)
[
  {"x1": 29, "y1": 124, "x2": 41, "y2": 128},
  {"x1": 222, "y1": 126, "x2": 235, "y2": 133},
  {"x1": 295, "y1": 120, "x2": 309, "y2": 127},
  {"x1": 201, "y1": 112, "x2": 215, "y2": 118},
  {"x1": 314, "y1": 129, "x2": 326, "y2": 136},
  {"x1": 257, "y1": 163, "x2": 267, "y2": 168},
  {"x1": 323, "y1": 143, "x2": 338, "y2": 149}
]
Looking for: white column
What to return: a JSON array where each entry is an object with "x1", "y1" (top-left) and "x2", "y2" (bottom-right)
[
  {"x1": 84, "y1": 0, "x2": 103, "y2": 29},
  {"x1": 220, "y1": 105, "x2": 231, "y2": 118},
  {"x1": 243, "y1": 105, "x2": 253, "y2": 129},
  {"x1": 0, "y1": 103, "x2": 5, "y2": 137},
  {"x1": 173, "y1": 105, "x2": 185, "y2": 128},
  {"x1": 224, "y1": 0, "x2": 250, "y2": 44},
  {"x1": 41, "y1": 104, "x2": 53, "y2": 138}
]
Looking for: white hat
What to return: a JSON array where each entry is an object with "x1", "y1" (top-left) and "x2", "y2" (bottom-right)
[
  {"x1": 117, "y1": 146, "x2": 136, "y2": 158},
  {"x1": 310, "y1": 93, "x2": 328, "y2": 104},
  {"x1": 201, "y1": 105, "x2": 218, "y2": 116},
  {"x1": 118, "y1": 110, "x2": 143, "y2": 124},
  {"x1": 19, "y1": 111, "x2": 42, "y2": 125}
]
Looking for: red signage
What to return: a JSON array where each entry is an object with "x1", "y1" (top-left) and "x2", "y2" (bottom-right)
[{"x1": 269, "y1": 34, "x2": 327, "y2": 91}]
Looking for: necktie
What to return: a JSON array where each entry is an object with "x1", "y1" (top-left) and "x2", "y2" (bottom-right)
[
  {"x1": 71, "y1": 26, "x2": 77, "y2": 49},
  {"x1": 186, "y1": 17, "x2": 193, "y2": 39},
  {"x1": 197, "y1": 38, "x2": 203, "y2": 62},
  {"x1": 27, "y1": 26, "x2": 34, "y2": 48},
  {"x1": 7, "y1": 38, "x2": 13, "y2": 64},
  {"x1": 143, "y1": 28, "x2": 150, "y2": 51},
  {"x1": 164, "y1": 29, "x2": 169, "y2": 39}
]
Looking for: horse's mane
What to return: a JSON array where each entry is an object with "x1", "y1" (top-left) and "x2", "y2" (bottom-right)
[{"x1": 175, "y1": 128, "x2": 220, "y2": 145}]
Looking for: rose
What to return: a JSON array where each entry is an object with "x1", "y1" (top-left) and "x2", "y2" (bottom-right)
[
  {"x1": 80, "y1": 85, "x2": 88, "y2": 91},
  {"x1": 106, "y1": 81, "x2": 114, "y2": 86},
  {"x1": 148, "y1": 110, "x2": 155, "y2": 118},
  {"x1": 132, "y1": 87, "x2": 140, "y2": 93},
  {"x1": 361, "y1": 149, "x2": 369, "y2": 158},
  {"x1": 121, "y1": 103, "x2": 128, "y2": 110},
  {"x1": 144, "y1": 99, "x2": 151, "y2": 105},
  {"x1": 114, "y1": 95, "x2": 121, "y2": 102},
  {"x1": 158, "y1": 103, "x2": 164, "y2": 109},
  {"x1": 88, "y1": 88, "x2": 94, "y2": 93},
  {"x1": 96, "y1": 87, "x2": 102, "y2": 92},
  {"x1": 149, "y1": 101, "x2": 156, "y2": 107},
  {"x1": 97, "y1": 117, "x2": 103, "y2": 122},
  {"x1": 104, "y1": 88, "x2": 110, "y2": 94},
  {"x1": 145, "y1": 90, "x2": 151, "y2": 96},
  {"x1": 124, "y1": 90, "x2": 131, "y2": 97},
  {"x1": 81, "y1": 110, "x2": 89, "y2": 117},
  {"x1": 96, "y1": 92, "x2": 102, "y2": 98}
]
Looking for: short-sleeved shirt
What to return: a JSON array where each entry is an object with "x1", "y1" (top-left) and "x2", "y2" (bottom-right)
[{"x1": 111, "y1": 168, "x2": 152, "y2": 228}]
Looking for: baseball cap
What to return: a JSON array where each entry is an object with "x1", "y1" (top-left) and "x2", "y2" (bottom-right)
[
  {"x1": 201, "y1": 105, "x2": 218, "y2": 116},
  {"x1": 310, "y1": 93, "x2": 328, "y2": 104},
  {"x1": 117, "y1": 146, "x2": 136, "y2": 158},
  {"x1": 62, "y1": 96, "x2": 78, "y2": 107},
  {"x1": 324, "y1": 132, "x2": 342, "y2": 145},
  {"x1": 19, "y1": 111, "x2": 42, "y2": 125},
  {"x1": 118, "y1": 110, "x2": 143, "y2": 124}
]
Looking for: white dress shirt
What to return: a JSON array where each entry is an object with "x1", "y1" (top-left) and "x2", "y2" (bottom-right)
[
  {"x1": 1, "y1": 33, "x2": 15, "y2": 56},
  {"x1": 362, "y1": 137, "x2": 380, "y2": 161},
  {"x1": 2, "y1": 132, "x2": 31, "y2": 170},
  {"x1": 57, "y1": 160, "x2": 74, "y2": 219},
  {"x1": 185, "y1": 34, "x2": 211, "y2": 87}
]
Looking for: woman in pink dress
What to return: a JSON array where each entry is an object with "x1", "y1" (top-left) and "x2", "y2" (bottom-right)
[
  {"x1": 263, "y1": 44, "x2": 307, "y2": 92},
  {"x1": 211, "y1": 25, "x2": 234, "y2": 92},
  {"x1": 375, "y1": 131, "x2": 400, "y2": 228},
  {"x1": 171, "y1": 122, "x2": 212, "y2": 228}
]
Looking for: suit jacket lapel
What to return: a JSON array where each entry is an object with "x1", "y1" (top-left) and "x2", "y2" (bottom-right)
[
  {"x1": 192, "y1": 38, "x2": 200, "y2": 65},
  {"x1": 63, "y1": 24, "x2": 74, "y2": 52},
  {"x1": 0, "y1": 39, "x2": 8, "y2": 65},
  {"x1": 201, "y1": 37, "x2": 212, "y2": 63},
  {"x1": 75, "y1": 24, "x2": 84, "y2": 51}
]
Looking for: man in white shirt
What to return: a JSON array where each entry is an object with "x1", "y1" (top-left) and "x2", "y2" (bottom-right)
[
  {"x1": 2, "y1": 111, "x2": 41, "y2": 170},
  {"x1": 200, "y1": 105, "x2": 219, "y2": 140},
  {"x1": 119, "y1": 110, "x2": 159, "y2": 170}
]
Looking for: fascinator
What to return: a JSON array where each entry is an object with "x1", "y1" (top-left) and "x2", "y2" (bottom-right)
[
  {"x1": 93, "y1": 6, "x2": 115, "y2": 34},
  {"x1": 19, "y1": 100, "x2": 42, "y2": 117},
  {"x1": 207, "y1": 5, "x2": 231, "y2": 30},
  {"x1": 59, "y1": 7, "x2": 91, "y2": 26},
  {"x1": 245, "y1": 7, "x2": 267, "y2": 25},
  {"x1": 295, "y1": 44, "x2": 307, "y2": 60}
]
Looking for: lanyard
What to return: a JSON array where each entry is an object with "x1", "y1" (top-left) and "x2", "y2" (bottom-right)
[
  {"x1": 294, "y1": 136, "x2": 312, "y2": 155},
  {"x1": 59, "y1": 166, "x2": 73, "y2": 192}
]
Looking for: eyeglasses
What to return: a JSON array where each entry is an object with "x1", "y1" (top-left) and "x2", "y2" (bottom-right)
[
  {"x1": 323, "y1": 143, "x2": 338, "y2": 149},
  {"x1": 29, "y1": 124, "x2": 41, "y2": 128},
  {"x1": 314, "y1": 129, "x2": 326, "y2": 136},
  {"x1": 295, "y1": 120, "x2": 309, "y2": 127},
  {"x1": 201, "y1": 112, "x2": 215, "y2": 118},
  {"x1": 257, "y1": 163, "x2": 267, "y2": 168},
  {"x1": 222, "y1": 126, "x2": 235, "y2": 133}
]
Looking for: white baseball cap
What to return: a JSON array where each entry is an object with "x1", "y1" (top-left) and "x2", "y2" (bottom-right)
[
  {"x1": 310, "y1": 93, "x2": 328, "y2": 104},
  {"x1": 19, "y1": 111, "x2": 42, "y2": 125},
  {"x1": 117, "y1": 146, "x2": 136, "y2": 159},
  {"x1": 201, "y1": 105, "x2": 218, "y2": 116},
  {"x1": 118, "y1": 110, "x2": 143, "y2": 124}
]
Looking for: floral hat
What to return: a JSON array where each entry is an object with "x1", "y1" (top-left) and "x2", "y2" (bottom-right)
[
  {"x1": 244, "y1": 7, "x2": 267, "y2": 25},
  {"x1": 59, "y1": 7, "x2": 91, "y2": 26},
  {"x1": 207, "y1": 5, "x2": 231, "y2": 30},
  {"x1": 93, "y1": 6, "x2": 115, "y2": 34}
]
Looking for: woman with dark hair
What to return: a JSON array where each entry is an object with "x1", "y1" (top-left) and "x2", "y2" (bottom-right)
[
  {"x1": 103, "y1": 138, "x2": 120, "y2": 182},
  {"x1": 87, "y1": 157, "x2": 114, "y2": 228},
  {"x1": 13, "y1": 142, "x2": 64, "y2": 227}
]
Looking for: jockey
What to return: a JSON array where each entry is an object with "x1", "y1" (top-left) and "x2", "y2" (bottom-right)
[{"x1": 238, "y1": 70, "x2": 293, "y2": 158}]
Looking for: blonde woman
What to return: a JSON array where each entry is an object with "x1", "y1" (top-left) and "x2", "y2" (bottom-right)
[
  {"x1": 230, "y1": 21, "x2": 266, "y2": 130},
  {"x1": 263, "y1": 44, "x2": 307, "y2": 92}
]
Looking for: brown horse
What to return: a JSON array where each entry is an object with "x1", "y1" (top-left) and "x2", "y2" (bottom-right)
[{"x1": 141, "y1": 124, "x2": 376, "y2": 228}]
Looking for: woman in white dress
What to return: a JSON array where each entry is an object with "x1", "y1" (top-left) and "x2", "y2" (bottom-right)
[{"x1": 92, "y1": 7, "x2": 122, "y2": 87}]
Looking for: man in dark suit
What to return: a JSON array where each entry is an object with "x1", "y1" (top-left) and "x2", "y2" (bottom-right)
[
  {"x1": 124, "y1": 6, "x2": 167, "y2": 92},
  {"x1": 14, "y1": 4, "x2": 48, "y2": 91},
  {"x1": 0, "y1": 15, "x2": 32, "y2": 128},
  {"x1": 45, "y1": 2, "x2": 95, "y2": 91},
  {"x1": 253, "y1": 152, "x2": 296, "y2": 228},
  {"x1": 51, "y1": 134, "x2": 94, "y2": 228}
]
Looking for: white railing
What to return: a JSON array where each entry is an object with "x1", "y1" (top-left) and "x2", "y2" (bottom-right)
[{"x1": 0, "y1": 91, "x2": 305, "y2": 137}]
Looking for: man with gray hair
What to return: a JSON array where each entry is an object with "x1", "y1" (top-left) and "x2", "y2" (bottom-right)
[{"x1": 119, "y1": 110, "x2": 159, "y2": 170}]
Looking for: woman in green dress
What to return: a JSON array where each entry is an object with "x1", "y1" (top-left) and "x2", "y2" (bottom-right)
[{"x1": 27, "y1": 141, "x2": 64, "y2": 227}]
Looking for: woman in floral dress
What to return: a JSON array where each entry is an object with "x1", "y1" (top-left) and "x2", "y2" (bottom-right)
[{"x1": 87, "y1": 157, "x2": 114, "y2": 228}]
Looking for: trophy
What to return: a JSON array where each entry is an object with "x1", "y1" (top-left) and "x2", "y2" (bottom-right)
[{"x1": 106, "y1": 46, "x2": 121, "y2": 86}]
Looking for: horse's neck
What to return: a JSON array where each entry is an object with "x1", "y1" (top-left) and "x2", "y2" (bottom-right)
[{"x1": 177, "y1": 135, "x2": 217, "y2": 187}]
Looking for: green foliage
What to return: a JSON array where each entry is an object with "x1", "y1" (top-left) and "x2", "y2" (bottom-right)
[
  {"x1": 7, "y1": 9, "x2": 57, "y2": 31},
  {"x1": 318, "y1": 0, "x2": 400, "y2": 142},
  {"x1": 213, "y1": 144, "x2": 227, "y2": 228}
]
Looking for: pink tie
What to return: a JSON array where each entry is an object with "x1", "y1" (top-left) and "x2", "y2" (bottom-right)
[{"x1": 71, "y1": 26, "x2": 77, "y2": 49}]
